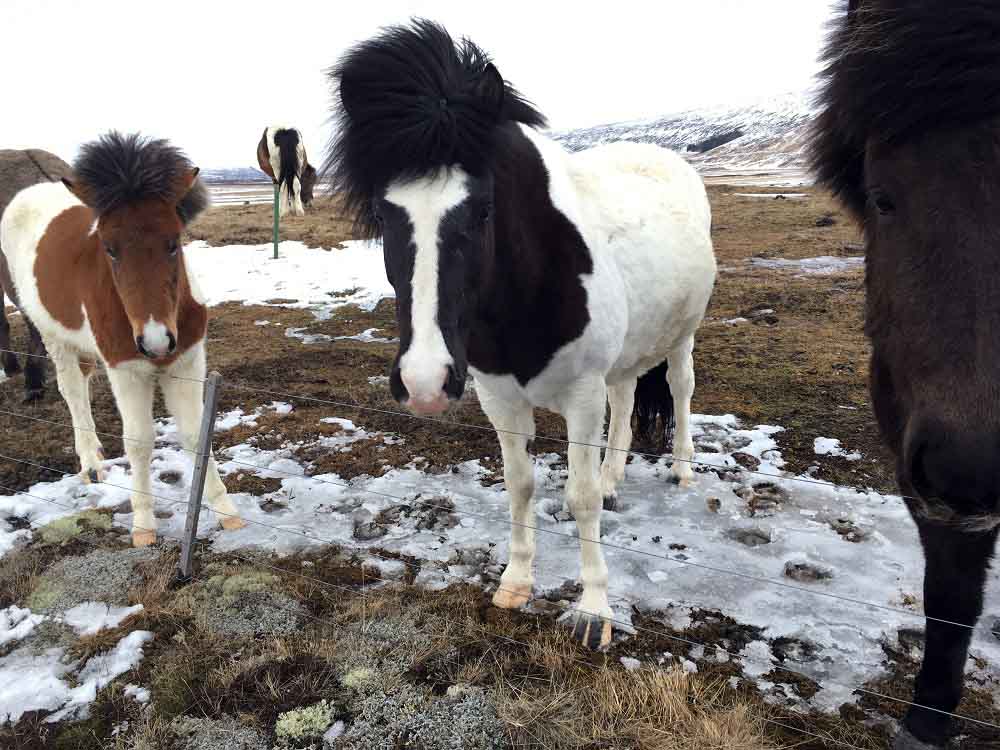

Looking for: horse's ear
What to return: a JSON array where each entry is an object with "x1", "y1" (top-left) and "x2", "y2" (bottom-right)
[
  {"x1": 476, "y1": 63, "x2": 505, "y2": 120},
  {"x1": 61, "y1": 177, "x2": 92, "y2": 206},
  {"x1": 175, "y1": 168, "x2": 208, "y2": 225}
]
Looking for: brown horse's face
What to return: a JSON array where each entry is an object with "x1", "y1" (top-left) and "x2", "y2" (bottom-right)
[
  {"x1": 863, "y1": 120, "x2": 1000, "y2": 529},
  {"x1": 96, "y1": 198, "x2": 185, "y2": 358}
]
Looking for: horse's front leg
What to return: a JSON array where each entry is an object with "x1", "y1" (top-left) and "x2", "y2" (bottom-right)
[
  {"x1": 478, "y1": 382, "x2": 536, "y2": 610},
  {"x1": 49, "y1": 345, "x2": 104, "y2": 483},
  {"x1": 106, "y1": 366, "x2": 157, "y2": 547},
  {"x1": 896, "y1": 520, "x2": 998, "y2": 748},
  {"x1": 564, "y1": 376, "x2": 613, "y2": 650},
  {"x1": 160, "y1": 357, "x2": 243, "y2": 531}
]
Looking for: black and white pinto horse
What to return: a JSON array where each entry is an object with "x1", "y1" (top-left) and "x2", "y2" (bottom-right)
[
  {"x1": 256, "y1": 126, "x2": 316, "y2": 216},
  {"x1": 324, "y1": 20, "x2": 716, "y2": 648}
]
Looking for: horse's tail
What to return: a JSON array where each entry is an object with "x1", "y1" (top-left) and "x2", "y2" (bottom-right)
[
  {"x1": 632, "y1": 359, "x2": 674, "y2": 449},
  {"x1": 273, "y1": 128, "x2": 301, "y2": 213}
]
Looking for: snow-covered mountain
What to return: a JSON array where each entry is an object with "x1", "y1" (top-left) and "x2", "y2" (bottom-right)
[
  {"x1": 200, "y1": 167, "x2": 269, "y2": 184},
  {"x1": 549, "y1": 91, "x2": 817, "y2": 173}
]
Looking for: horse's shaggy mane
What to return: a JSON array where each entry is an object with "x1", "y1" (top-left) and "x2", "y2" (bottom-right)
[
  {"x1": 810, "y1": 0, "x2": 1000, "y2": 218},
  {"x1": 73, "y1": 131, "x2": 208, "y2": 225},
  {"x1": 323, "y1": 18, "x2": 547, "y2": 238}
]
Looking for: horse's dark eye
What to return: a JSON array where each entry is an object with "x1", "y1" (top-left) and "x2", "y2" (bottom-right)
[
  {"x1": 104, "y1": 243, "x2": 118, "y2": 259},
  {"x1": 872, "y1": 192, "x2": 895, "y2": 215},
  {"x1": 480, "y1": 203, "x2": 493, "y2": 223},
  {"x1": 167, "y1": 240, "x2": 179, "y2": 256}
]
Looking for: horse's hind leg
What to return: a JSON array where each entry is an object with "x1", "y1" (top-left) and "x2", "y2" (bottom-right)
[
  {"x1": 23, "y1": 319, "x2": 47, "y2": 402},
  {"x1": 666, "y1": 336, "x2": 696, "y2": 486},
  {"x1": 50, "y1": 346, "x2": 105, "y2": 483},
  {"x1": 599, "y1": 377, "x2": 637, "y2": 511}
]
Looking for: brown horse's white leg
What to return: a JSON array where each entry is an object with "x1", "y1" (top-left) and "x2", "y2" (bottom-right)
[
  {"x1": 161, "y1": 351, "x2": 242, "y2": 531},
  {"x1": 563, "y1": 376, "x2": 613, "y2": 650},
  {"x1": 106, "y1": 366, "x2": 156, "y2": 547},
  {"x1": 49, "y1": 344, "x2": 105, "y2": 484},
  {"x1": 599, "y1": 377, "x2": 637, "y2": 511},
  {"x1": 666, "y1": 335, "x2": 696, "y2": 487},
  {"x1": 478, "y1": 383, "x2": 536, "y2": 611}
]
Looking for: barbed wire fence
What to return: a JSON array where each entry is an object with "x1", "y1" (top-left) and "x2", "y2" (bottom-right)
[{"x1": 0, "y1": 347, "x2": 998, "y2": 746}]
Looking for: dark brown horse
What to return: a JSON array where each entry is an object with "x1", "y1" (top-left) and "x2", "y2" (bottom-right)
[
  {"x1": 0, "y1": 148, "x2": 73, "y2": 401},
  {"x1": 811, "y1": 2, "x2": 1000, "y2": 747}
]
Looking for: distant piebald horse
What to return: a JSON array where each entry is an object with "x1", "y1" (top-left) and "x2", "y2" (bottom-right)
[
  {"x1": 0, "y1": 131, "x2": 244, "y2": 546},
  {"x1": 256, "y1": 126, "x2": 316, "y2": 216},
  {"x1": 812, "y1": 2, "x2": 1000, "y2": 747},
  {"x1": 0, "y1": 148, "x2": 74, "y2": 401},
  {"x1": 325, "y1": 21, "x2": 716, "y2": 649}
]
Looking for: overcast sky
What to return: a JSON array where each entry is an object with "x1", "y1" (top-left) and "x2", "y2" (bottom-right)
[{"x1": 2, "y1": 1, "x2": 839, "y2": 168}]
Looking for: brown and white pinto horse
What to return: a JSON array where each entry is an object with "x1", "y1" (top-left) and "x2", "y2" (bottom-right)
[
  {"x1": 0, "y1": 131, "x2": 244, "y2": 546},
  {"x1": 256, "y1": 126, "x2": 316, "y2": 216}
]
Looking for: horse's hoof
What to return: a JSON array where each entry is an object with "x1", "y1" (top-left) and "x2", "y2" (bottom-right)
[
  {"x1": 219, "y1": 516, "x2": 246, "y2": 531},
  {"x1": 23, "y1": 389, "x2": 44, "y2": 404},
  {"x1": 81, "y1": 466, "x2": 106, "y2": 484},
  {"x1": 571, "y1": 611, "x2": 613, "y2": 651},
  {"x1": 893, "y1": 728, "x2": 940, "y2": 750},
  {"x1": 492, "y1": 582, "x2": 532, "y2": 610},
  {"x1": 602, "y1": 494, "x2": 618, "y2": 512},
  {"x1": 132, "y1": 530, "x2": 156, "y2": 547},
  {"x1": 2, "y1": 361, "x2": 21, "y2": 377}
]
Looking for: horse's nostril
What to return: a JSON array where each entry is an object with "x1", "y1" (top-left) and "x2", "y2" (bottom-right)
[{"x1": 167, "y1": 332, "x2": 176, "y2": 353}]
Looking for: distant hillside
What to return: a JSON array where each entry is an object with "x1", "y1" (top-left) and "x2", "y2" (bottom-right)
[
  {"x1": 200, "y1": 167, "x2": 269, "y2": 184},
  {"x1": 549, "y1": 91, "x2": 817, "y2": 173}
]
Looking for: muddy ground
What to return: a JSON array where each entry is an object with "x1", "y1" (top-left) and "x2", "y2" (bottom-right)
[{"x1": 1, "y1": 187, "x2": 997, "y2": 749}]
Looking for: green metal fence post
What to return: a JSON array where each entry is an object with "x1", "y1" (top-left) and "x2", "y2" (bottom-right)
[{"x1": 273, "y1": 182, "x2": 280, "y2": 260}]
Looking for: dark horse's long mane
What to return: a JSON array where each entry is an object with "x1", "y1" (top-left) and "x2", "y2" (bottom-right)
[
  {"x1": 322, "y1": 18, "x2": 547, "y2": 238},
  {"x1": 810, "y1": 0, "x2": 1000, "y2": 219},
  {"x1": 73, "y1": 131, "x2": 208, "y2": 225}
]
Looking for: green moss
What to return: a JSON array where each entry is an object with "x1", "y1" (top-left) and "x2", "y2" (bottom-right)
[
  {"x1": 38, "y1": 510, "x2": 112, "y2": 545},
  {"x1": 25, "y1": 577, "x2": 64, "y2": 611},
  {"x1": 274, "y1": 699, "x2": 336, "y2": 743},
  {"x1": 342, "y1": 667, "x2": 375, "y2": 690}
]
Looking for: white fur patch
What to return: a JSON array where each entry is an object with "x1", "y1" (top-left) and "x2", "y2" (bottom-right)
[
  {"x1": 385, "y1": 170, "x2": 468, "y2": 400},
  {"x1": 141, "y1": 316, "x2": 171, "y2": 356}
]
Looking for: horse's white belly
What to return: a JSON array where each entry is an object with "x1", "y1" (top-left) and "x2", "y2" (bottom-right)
[{"x1": 0, "y1": 182, "x2": 99, "y2": 355}]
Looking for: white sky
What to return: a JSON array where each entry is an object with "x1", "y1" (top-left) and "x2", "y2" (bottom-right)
[{"x1": 1, "y1": 1, "x2": 839, "y2": 168}]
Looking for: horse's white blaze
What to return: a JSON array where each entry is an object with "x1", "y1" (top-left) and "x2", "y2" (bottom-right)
[
  {"x1": 140, "y1": 316, "x2": 171, "y2": 356},
  {"x1": 386, "y1": 170, "x2": 469, "y2": 409}
]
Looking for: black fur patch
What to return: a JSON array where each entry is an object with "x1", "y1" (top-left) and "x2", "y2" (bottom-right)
[
  {"x1": 809, "y1": 0, "x2": 1000, "y2": 218},
  {"x1": 72, "y1": 131, "x2": 207, "y2": 224},
  {"x1": 323, "y1": 18, "x2": 546, "y2": 238},
  {"x1": 273, "y1": 128, "x2": 301, "y2": 204},
  {"x1": 632, "y1": 360, "x2": 674, "y2": 448}
]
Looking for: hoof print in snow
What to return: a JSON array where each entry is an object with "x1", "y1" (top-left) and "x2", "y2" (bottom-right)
[
  {"x1": 726, "y1": 527, "x2": 772, "y2": 547},
  {"x1": 783, "y1": 561, "x2": 833, "y2": 583},
  {"x1": 827, "y1": 517, "x2": 868, "y2": 543},
  {"x1": 731, "y1": 452, "x2": 761, "y2": 472},
  {"x1": 158, "y1": 470, "x2": 182, "y2": 485},
  {"x1": 353, "y1": 511, "x2": 386, "y2": 541},
  {"x1": 738, "y1": 482, "x2": 788, "y2": 517}
]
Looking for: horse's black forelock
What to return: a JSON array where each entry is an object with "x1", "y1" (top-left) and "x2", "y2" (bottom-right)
[
  {"x1": 73, "y1": 130, "x2": 207, "y2": 224},
  {"x1": 322, "y1": 17, "x2": 547, "y2": 239},
  {"x1": 809, "y1": 0, "x2": 1000, "y2": 218}
]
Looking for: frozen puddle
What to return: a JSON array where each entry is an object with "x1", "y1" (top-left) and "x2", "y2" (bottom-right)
[
  {"x1": 3, "y1": 408, "x2": 997, "y2": 716},
  {"x1": 750, "y1": 255, "x2": 864, "y2": 275}
]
